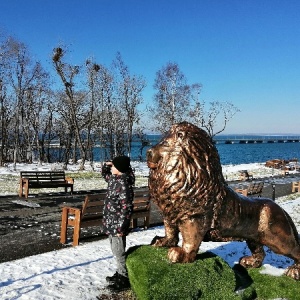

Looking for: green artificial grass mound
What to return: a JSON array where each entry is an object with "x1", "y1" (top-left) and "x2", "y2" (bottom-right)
[
  {"x1": 126, "y1": 245, "x2": 247, "y2": 300},
  {"x1": 126, "y1": 245, "x2": 299, "y2": 300},
  {"x1": 247, "y1": 267, "x2": 299, "y2": 299}
]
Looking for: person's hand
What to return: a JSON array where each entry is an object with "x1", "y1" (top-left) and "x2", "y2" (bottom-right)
[
  {"x1": 105, "y1": 161, "x2": 113, "y2": 166},
  {"x1": 116, "y1": 233, "x2": 124, "y2": 237}
]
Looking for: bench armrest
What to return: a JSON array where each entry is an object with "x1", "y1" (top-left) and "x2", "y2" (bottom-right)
[
  {"x1": 65, "y1": 177, "x2": 74, "y2": 184},
  {"x1": 20, "y1": 178, "x2": 29, "y2": 184},
  {"x1": 62, "y1": 206, "x2": 80, "y2": 214},
  {"x1": 235, "y1": 188, "x2": 248, "y2": 196}
]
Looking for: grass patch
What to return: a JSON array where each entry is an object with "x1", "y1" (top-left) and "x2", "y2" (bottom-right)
[
  {"x1": 277, "y1": 192, "x2": 300, "y2": 202},
  {"x1": 126, "y1": 245, "x2": 299, "y2": 300},
  {"x1": 65, "y1": 171, "x2": 102, "y2": 179},
  {"x1": 247, "y1": 268, "x2": 299, "y2": 299},
  {"x1": 127, "y1": 246, "x2": 245, "y2": 299}
]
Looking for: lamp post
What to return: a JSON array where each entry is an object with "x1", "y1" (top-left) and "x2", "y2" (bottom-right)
[
  {"x1": 271, "y1": 167, "x2": 276, "y2": 201},
  {"x1": 272, "y1": 182, "x2": 276, "y2": 201}
]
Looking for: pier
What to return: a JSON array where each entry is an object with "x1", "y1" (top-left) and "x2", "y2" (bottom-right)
[{"x1": 214, "y1": 135, "x2": 300, "y2": 144}]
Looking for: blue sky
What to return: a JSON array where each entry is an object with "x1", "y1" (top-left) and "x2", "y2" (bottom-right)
[{"x1": 1, "y1": 0, "x2": 300, "y2": 134}]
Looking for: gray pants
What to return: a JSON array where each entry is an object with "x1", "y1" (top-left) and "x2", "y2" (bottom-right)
[{"x1": 109, "y1": 235, "x2": 127, "y2": 277}]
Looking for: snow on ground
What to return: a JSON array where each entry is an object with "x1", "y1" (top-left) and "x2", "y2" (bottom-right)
[
  {"x1": 4, "y1": 160, "x2": 288, "y2": 197},
  {"x1": 0, "y1": 161, "x2": 300, "y2": 299},
  {"x1": 1, "y1": 198, "x2": 300, "y2": 299},
  {"x1": 0, "y1": 161, "x2": 151, "y2": 195}
]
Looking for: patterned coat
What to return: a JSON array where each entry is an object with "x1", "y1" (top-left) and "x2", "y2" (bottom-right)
[{"x1": 101, "y1": 164, "x2": 135, "y2": 236}]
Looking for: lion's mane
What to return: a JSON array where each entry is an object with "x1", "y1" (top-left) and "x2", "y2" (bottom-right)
[{"x1": 148, "y1": 122, "x2": 227, "y2": 224}]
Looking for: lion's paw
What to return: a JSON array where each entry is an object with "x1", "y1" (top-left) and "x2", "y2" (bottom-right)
[
  {"x1": 168, "y1": 247, "x2": 185, "y2": 263},
  {"x1": 151, "y1": 236, "x2": 178, "y2": 247},
  {"x1": 239, "y1": 256, "x2": 262, "y2": 269},
  {"x1": 167, "y1": 247, "x2": 196, "y2": 263},
  {"x1": 285, "y1": 264, "x2": 300, "y2": 280}
]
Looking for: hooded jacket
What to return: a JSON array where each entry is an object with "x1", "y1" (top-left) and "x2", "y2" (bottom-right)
[{"x1": 101, "y1": 164, "x2": 135, "y2": 236}]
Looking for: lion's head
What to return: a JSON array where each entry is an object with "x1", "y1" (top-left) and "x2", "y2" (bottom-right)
[{"x1": 147, "y1": 122, "x2": 227, "y2": 223}]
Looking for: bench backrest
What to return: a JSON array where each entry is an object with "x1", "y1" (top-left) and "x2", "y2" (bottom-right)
[
  {"x1": 248, "y1": 182, "x2": 264, "y2": 194},
  {"x1": 80, "y1": 188, "x2": 151, "y2": 220},
  {"x1": 132, "y1": 189, "x2": 151, "y2": 212},
  {"x1": 81, "y1": 193, "x2": 106, "y2": 220},
  {"x1": 20, "y1": 171, "x2": 66, "y2": 182}
]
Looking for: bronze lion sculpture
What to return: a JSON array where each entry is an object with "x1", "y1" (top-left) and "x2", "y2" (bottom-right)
[{"x1": 147, "y1": 121, "x2": 300, "y2": 280}]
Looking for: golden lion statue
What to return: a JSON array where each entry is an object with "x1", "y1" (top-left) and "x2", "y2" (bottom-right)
[{"x1": 147, "y1": 122, "x2": 300, "y2": 280}]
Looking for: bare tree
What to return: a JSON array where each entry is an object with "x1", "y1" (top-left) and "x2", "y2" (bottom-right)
[
  {"x1": 149, "y1": 62, "x2": 191, "y2": 134},
  {"x1": 52, "y1": 47, "x2": 88, "y2": 170},
  {"x1": 190, "y1": 100, "x2": 240, "y2": 138},
  {"x1": 52, "y1": 93, "x2": 74, "y2": 165},
  {"x1": 84, "y1": 59, "x2": 102, "y2": 169},
  {"x1": 25, "y1": 85, "x2": 53, "y2": 164},
  {"x1": 133, "y1": 124, "x2": 150, "y2": 161},
  {"x1": 150, "y1": 62, "x2": 239, "y2": 136},
  {"x1": 0, "y1": 79, "x2": 13, "y2": 165},
  {"x1": 93, "y1": 63, "x2": 114, "y2": 161},
  {"x1": 53, "y1": 90, "x2": 86, "y2": 168},
  {"x1": 2, "y1": 37, "x2": 49, "y2": 169},
  {"x1": 0, "y1": 37, "x2": 15, "y2": 164},
  {"x1": 113, "y1": 52, "x2": 146, "y2": 157},
  {"x1": 38, "y1": 96, "x2": 56, "y2": 163}
]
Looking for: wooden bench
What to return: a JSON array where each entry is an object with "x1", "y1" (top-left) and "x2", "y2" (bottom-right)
[
  {"x1": 292, "y1": 181, "x2": 300, "y2": 193},
  {"x1": 281, "y1": 167, "x2": 290, "y2": 176},
  {"x1": 19, "y1": 171, "x2": 74, "y2": 198},
  {"x1": 60, "y1": 188, "x2": 151, "y2": 246},
  {"x1": 238, "y1": 170, "x2": 253, "y2": 181},
  {"x1": 235, "y1": 181, "x2": 264, "y2": 197}
]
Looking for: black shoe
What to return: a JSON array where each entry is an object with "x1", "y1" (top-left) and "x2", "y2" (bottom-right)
[
  {"x1": 107, "y1": 275, "x2": 130, "y2": 292},
  {"x1": 105, "y1": 272, "x2": 119, "y2": 283}
]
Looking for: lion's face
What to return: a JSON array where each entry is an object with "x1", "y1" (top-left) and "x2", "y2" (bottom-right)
[
  {"x1": 147, "y1": 122, "x2": 226, "y2": 222},
  {"x1": 147, "y1": 128, "x2": 184, "y2": 172}
]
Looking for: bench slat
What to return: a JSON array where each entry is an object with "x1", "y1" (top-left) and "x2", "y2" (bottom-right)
[
  {"x1": 83, "y1": 200, "x2": 105, "y2": 208},
  {"x1": 81, "y1": 214, "x2": 103, "y2": 221},
  {"x1": 83, "y1": 207, "x2": 104, "y2": 215},
  {"x1": 79, "y1": 219, "x2": 103, "y2": 228}
]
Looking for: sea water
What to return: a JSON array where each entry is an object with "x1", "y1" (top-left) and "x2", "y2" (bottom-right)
[
  {"x1": 215, "y1": 142, "x2": 300, "y2": 165},
  {"x1": 93, "y1": 135, "x2": 300, "y2": 165}
]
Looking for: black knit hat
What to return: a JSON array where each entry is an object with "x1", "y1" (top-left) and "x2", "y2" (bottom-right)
[{"x1": 112, "y1": 156, "x2": 131, "y2": 173}]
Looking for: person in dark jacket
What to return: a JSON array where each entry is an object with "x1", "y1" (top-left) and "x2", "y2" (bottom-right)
[{"x1": 101, "y1": 155, "x2": 135, "y2": 292}]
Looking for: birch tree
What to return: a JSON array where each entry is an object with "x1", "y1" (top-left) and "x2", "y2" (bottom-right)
[
  {"x1": 113, "y1": 53, "x2": 146, "y2": 156},
  {"x1": 149, "y1": 62, "x2": 191, "y2": 133}
]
